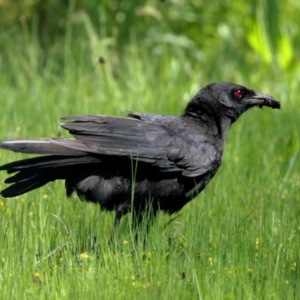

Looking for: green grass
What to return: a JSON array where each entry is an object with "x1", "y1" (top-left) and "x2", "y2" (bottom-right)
[{"x1": 1, "y1": 4, "x2": 300, "y2": 299}]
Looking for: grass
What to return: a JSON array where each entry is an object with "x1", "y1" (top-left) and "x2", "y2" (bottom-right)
[{"x1": 1, "y1": 6, "x2": 300, "y2": 299}]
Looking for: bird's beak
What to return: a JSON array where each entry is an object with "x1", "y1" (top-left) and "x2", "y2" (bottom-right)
[{"x1": 242, "y1": 93, "x2": 281, "y2": 109}]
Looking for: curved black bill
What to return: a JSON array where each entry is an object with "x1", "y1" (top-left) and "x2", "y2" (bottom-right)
[{"x1": 242, "y1": 93, "x2": 281, "y2": 109}]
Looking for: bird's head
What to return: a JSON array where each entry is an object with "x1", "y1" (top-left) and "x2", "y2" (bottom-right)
[{"x1": 184, "y1": 82, "x2": 280, "y2": 123}]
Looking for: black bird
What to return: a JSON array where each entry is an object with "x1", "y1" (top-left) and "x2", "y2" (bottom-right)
[{"x1": 0, "y1": 82, "x2": 280, "y2": 235}]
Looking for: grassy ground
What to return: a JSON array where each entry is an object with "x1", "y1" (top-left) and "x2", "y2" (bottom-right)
[{"x1": 1, "y1": 3, "x2": 300, "y2": 299}]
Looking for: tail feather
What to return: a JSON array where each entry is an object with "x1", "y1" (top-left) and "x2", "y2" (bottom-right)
[
  {"x1": 1, "y1": 174, "x2": 52, "y2": 197},
  {"x1": 0, "y1": 155, "x2": 101, "y2": 172},
  {"x1": 0, "y1": 155, "x2": 102, "y2": 198},
  {"x1": 0, "y1": 139, "x2": 90, "y2": 155},
  {"x1": 5, "y1": 170, "x2": 39, "y2": 183}
]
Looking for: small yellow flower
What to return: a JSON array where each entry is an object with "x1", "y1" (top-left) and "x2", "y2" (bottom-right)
[
  {"x1": 123, "y1": 240, "x2": 128, "y2": 244},
  {"x1": 248, "y1": 268, "x2": 253, "y2": 273},
  {"x1": 277, "y1": 156, "x2": 284, "y2": 163},
  {"x1": 42, "y1": 194, "x2": 49, "y2": 199},
  {"x1": 0, "y1": 201, "x2": 4, "y2": 206},
  {"x1": 34, "y1": 272, "x2": 41, "y2": 278},
  {"x1": 227, "y1": 269, "x2": 233, "y2": 275},
  {"x1": 28, "y1": 211, "x2": 33, "y2": 217},
  {"x1": 234, "y1": 156, "x2": 240, "y2": 163},
  {"x1": 178, "y1": 236, "x2": 185, "y2": 243},
  {"x1": 208, "y1": 257, "x2": 213, "y2": 266},
  {"x1": 255, "y1": 237, "x2": 259, "y2": 250},
  {"x1": 290, "y1": 262, "x2": 296, "y2": 271},
  {"x1": 79, "y1": 252, "x2": 89, "y2": 259}
]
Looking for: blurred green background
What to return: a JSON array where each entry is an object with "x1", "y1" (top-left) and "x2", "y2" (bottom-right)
[
  {"x1": 0, "y1": 1, "x2": 299, "y2": 299},
  {"x1": 1, "y1": 0, "x2": 299, "y2": 92}
]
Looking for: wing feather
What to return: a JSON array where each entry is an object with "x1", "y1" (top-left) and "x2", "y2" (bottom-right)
[{"x1": 60, "y1": 114, "x2": 221, "y2": 176}]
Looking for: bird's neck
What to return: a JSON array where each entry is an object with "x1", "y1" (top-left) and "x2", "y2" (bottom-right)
[
  {"x1": 219, "y1": 117, "x2": 232, "y2": 138},
  {"x1": 183, "y1": 101, "x2": 233, "y2": 138}
]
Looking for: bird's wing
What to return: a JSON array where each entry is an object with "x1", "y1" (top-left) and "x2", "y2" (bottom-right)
[
  {"x1": 59, "y1": 114, "x2": 220, "y2": 177},
  {"x1": 60, "y1": 115, "x2": 168, "y2": 160}
]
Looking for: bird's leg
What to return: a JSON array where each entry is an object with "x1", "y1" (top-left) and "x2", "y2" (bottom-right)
[
  {"x1": 108, "y1": 203, "x2": 130, "y2": 245},
  {"x1": 113, "y1": 208, "x2": 123, "y2": 229},
  {"x1": 132, "y1": 205, "x2": 157, "y2": 248}
]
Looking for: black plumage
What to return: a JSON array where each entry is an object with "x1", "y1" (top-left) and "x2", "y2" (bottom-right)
[{"x1": 0, "y1": 82, "x2": 280, "y2": 233}]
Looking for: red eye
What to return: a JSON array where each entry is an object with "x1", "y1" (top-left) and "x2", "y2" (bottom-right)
[{"x1": 233, "y1": 90, "x2": 243, "y2": 99}]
